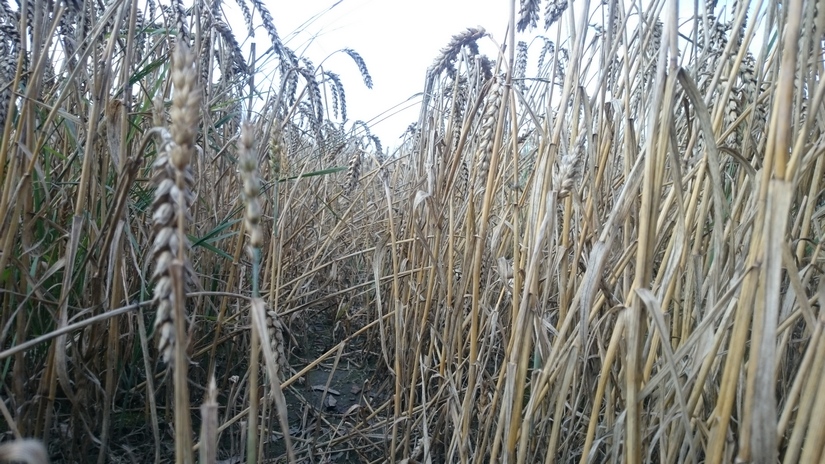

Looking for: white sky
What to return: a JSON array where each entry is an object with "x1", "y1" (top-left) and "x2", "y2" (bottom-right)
[{"x1": 239, "y1": 0, "x2": 511, "y2": 147}]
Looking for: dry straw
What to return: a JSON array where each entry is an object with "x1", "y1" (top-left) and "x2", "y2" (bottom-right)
[{"x1": 3, "y1": 0, "x2": 824, "y2": 462}]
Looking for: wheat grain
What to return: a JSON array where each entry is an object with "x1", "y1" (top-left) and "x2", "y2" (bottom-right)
[
  {"x1": 477, "y1": 55, "x2": 494, "y2": 82},
  {"x1": 150, "y1": 131, "x2": 190, "y2": 364},
  {"x1": 171, "y1": 0, "x2": 188, "y2": 39},
  {"x1": 152, "y1": 91, "x2": 164, "y2": 128},
  {"x1": 457, "y1": 160, "x2": 469, "y2": 197},
  {"x1": 368, "y1": 134, "x2": 383, "y2": 158},
  {"x1": 447, "y1": 78, "x2": 468, "y2": 153},
  {"x1": 740, "y1": 54, "x2": 767, "y2": 146},
  {"x1": 724, "y1": 85, "x2": 740, "y2": 146},
  {"x1": 170, "y1": 44, "x2": 199, "y2": 169},
  {"x1": 280, "y1": 48, "x2": 299, "y2": 108},
  {"x1": 269, "y1": 119, "x2": 286, "y2": 178},
  {"x1": 728, "y1": 0, "x2": 747, "y2": 45}
]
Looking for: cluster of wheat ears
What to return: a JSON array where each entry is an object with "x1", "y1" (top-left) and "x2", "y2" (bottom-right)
[{"x1": 0, "y1": 0, "x2": 823, "y2": 462}]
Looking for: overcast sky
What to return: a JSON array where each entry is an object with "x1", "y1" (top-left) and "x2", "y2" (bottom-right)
[{"x1": 240, "y1": 0, "x2": 512, "y2": 147}]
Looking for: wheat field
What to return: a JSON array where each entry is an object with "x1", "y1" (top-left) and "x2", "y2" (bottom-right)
[{"x1": 0, "y1": 0, "x2": 823, "y2": 462}]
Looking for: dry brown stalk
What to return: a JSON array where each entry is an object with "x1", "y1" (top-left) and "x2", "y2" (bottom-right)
[{"x1": 0, "y1": 28, "x2": 15, "y2": 134}]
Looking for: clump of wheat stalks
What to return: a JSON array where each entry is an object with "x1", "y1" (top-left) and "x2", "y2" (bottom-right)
[
  {"x1": 150, "y1": 42, "x2": 199, "y2": 365},
  {"x1": 0, "y1": 0, "x2": 386, "y2": 459},
  {"x1": 363, "y1": 0, "x2": 825, "y2": 461},
  {"x1": 237, "y1": 121, "x2": 263, "y2": 464}
]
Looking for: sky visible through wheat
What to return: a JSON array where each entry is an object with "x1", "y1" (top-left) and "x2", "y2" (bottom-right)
[
  {"x1": 229, "y1": 0, "x2": 510, "y2": 148},
  {"x1": 233, "y1": 0, "x2": 747, "y2": 149}
]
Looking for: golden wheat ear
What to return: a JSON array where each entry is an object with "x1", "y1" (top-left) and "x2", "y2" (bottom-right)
[{"x1": 150, "y1": 41, "x2": 199, "y2": 364}]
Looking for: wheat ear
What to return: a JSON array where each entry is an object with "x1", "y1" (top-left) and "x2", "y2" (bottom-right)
[{"x1": 150, "y1": 41, "x2": 199, "y2": 364}]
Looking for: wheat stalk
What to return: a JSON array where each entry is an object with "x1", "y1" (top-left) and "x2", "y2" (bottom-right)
[
  {"x1": 237, "y1": 120, "x2": 296, "y2": 463},
  {"x1": 147, "y1": 39, "x2": 200, "y2": 464}
]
